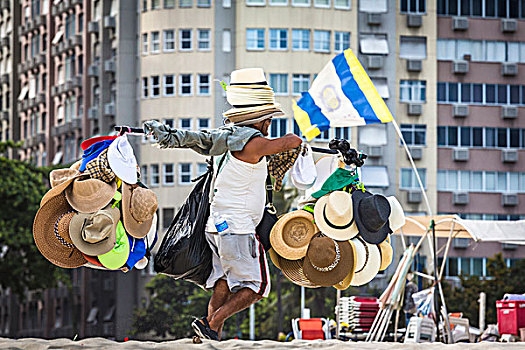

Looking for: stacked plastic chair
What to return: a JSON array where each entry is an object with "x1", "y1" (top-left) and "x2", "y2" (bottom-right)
[{"x1": 338, "y1": 297, "x2": 380, "y2": 334}]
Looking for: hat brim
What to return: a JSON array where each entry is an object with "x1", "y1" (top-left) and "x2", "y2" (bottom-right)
[
  {"x1": 333, "y1": 240, "x2": 357, "y2": 290},
  {"x1": 107, "y1": 135, "x2": 138, "y2": 185},
  {"x1": 223, "y1": 104, "x2": 283, "y2": 117},
  {"x1": 350, "y1": 236, "x2": 381, "y2": 286},
  {"x1": 387, "y1": 196, "x2": 406, "y2": 232},
  {"x1": 65, "y1": 178, "x2": 117, "y2": 213},
  {"x1": 378, "y1": 240, "x2": 393, "y2": 271},
  {"x1": 313, "y1": 195, "x2": 359, "y2": 241},
  {"x1": 98, "y1": 221, "x2": 130, "y2": 270},
  {"x1": 121, "y1": 183, "x2": 155, "y2": 238},
  {"x1": 269, "y1": 210, "x2": 318, "y2": 260},
  {"x1": 33, "y1": 194, "x2": 87, "y2": 268},
  {"x1": 352, "y1": 190, "x2": 391, "y2": 245},
  {"x1": 145, "y1": 213, "x2": 158, "y2": 251},
  {"x1": 303, "y1": 239, "x2": 355, "y2": 287},
  {"x1": 40, "y1": 173, "x2": 84, "y2": 207},
  {"x1": 268, "y1": 248, "x2": 281, "y2": 269},
  {"x1": 69, "y1": 207, "x2": 120, "y2": 256},
  {"x1": 303, "y1": 155, "x2": 341, "y2": 200},
  {"x1": 278, "y1": 256, "x2": 320, "y2": 288}
]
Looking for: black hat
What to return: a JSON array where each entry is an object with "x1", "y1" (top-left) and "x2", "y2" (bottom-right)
[{"x1": 352, "y1": 190, "x2": 392, "y2": 244}]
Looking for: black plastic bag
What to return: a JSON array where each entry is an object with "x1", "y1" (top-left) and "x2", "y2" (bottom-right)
[{"x1": 154, "y1": 161, "x2": 213, "y2": 288}]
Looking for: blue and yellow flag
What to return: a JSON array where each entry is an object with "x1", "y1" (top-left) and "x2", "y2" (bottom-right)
[{"x1": 293, "y1": 49, "x2": 393, "y2": 141}]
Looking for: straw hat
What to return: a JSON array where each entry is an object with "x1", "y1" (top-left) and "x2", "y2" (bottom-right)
[
  {"x1": 277, "y1": 256, "x2": 320, "y2": 288},
  {"x1": 386, "y1": 196, "x2": 405, "y2": 232},
  {"x1": 303, "y1": 236, "x2": 355, "y2": 287},
  {"x1": 350, "y1": 236, "x2": 381, "y2": 286},
  {"x1": 107, "y1": 135, "x2": 138, "y2": 184},
  {"x1": 268, "y1": 248, "x2": 281, "y2": 269},
  {"x1": 98, "y1": 221, "x2": 130, "y2": 270},
  {"x1": 81, "y1": 135, "x2": 118, "y2": 151},
  {"x1": 270, "y1": 210, "x2": 318, "y2": 260},
  {"x1": 333, "y1": 239, "x2": 357, "y2": 291},
  {"x1": 352, "y1": 190, "x2": 392, "y2": 245},
  {"x1": 69, "y1": 204, "x2": 120, "y2": 256},
  {"x1": 121, "y1": 183, "x2": 158, "y2": 238},
  {"x1": 313, "y1": 191, "x2": 359, "y2": 241},
  {"x1": 65, "y1": 177, "x2": 117, "y2": 213},
  {"x1": 378, "y1": 240, "x2": 393, "y2": 271},
  {"x1": 40, "y1": 169, "x2": 84, "y2": 207},
  {"x1": 85, "y1": 148, "x2": 116, "y2": 184},
  {"x1": 33, "y1": 194, "x2": 87, "y2": 268}
]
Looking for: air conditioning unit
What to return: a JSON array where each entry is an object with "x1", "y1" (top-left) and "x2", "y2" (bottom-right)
[
  {"x1": 407, "y1": 14, "x2": 422, "y2": 28},
  {"x1": 453, "y1": 148, "x2": 469, "y2": 161},
  {"x1": 501, "y1": 18, "x2": 517, "y2": 33},
  {"x1": 70, "y1": 34, "x2": 82, "y2": 47},
  {"x1": 453, "y1": 238, "x2": 469, "y2": 248},
  {"x1": 366, "y1": 145, "x2": 383, "y2": 158},
  {"x1": 453, "y1": 60, "x2": 469, "y2": 74},
  {"x1": 104, "y1": 102, "x2": 115, "y2": 116},
  {"x1": 104, "y1": 60, "x2": 116, "y2": 73},
  {"x1": 501, "y1": 105, "x2": 518, "y2": 119},
  {"x1": 407, "y1": 59, "x2": 422, "y2": 72},
  {"x1": 453, "y1": 104, "x2": 469, "y2": 117},
  {"x1": 453, "y1": 191, "x2": 469, "y2": 205},
  {"x1": 407, "y1": 103, "x2": 422, "y2": 116},
  {"x1": 88, "y1": 64, "x2": 99, "y2": 77},
  {"x1": 502, "y1": 243, "x2": 517, "y2": 250},
  {"x1": 0, "y1": 0, "x2": 10, "y2": 11},
  {"x1": 367, "y1": 55, "x2": 384, "y2": 70},
  {"x1": 367, "y1": 13, "x2": 382, "y2": 25},
  {"x1": 502, "y1": 193, "x2": 518, "y2": 206},
  {"x1": 0, "y1": 73, "x2": 8, "y2": 84},
  {"x1": 88, "y1": 21, "x2": 99, "y2": 34},
  {"x1": 408, "y1": 147, "x2": 423, "y2": 160},
  {"x1": 103, "y1": 16, "x2": 116, "y2": 29},
  {"x1": 407, "y1": 190, "x2": 422, "y2": 204},
  {"x1": 502, "y1": 149, "x2": 518, "y2": 163},
  {"x1": 88, "y1": 107, "x2": 99, "y2": 120},
  {"x1": 501, "y1": 62, "x2": 518, "y2": 76},
  {"x1": 453, "y1": 16, "x2": 469, "y2": 31}
]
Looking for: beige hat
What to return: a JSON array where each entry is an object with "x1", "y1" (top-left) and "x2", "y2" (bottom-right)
[
  {"x1": 313, "y1": 191, "x2": 359, "y2": 241},
  {"x1": 69, "y1": 204, "x2": 120, "y2": 256},
  {"x1": 121, "y1": 183, "x2": 158, "y2": 238},
  {"x1": 387, "y1": 196, "x2": 406, "y2": 232},
  {"x1": 270, "y1": 210, "x2": 318, "y2": 260},
  {"x1": 277, "y1": 256, "x2": 320, "y2": 288},
  {"x1": 350, "y1": 236, "x2": 381, "y2": 287},
  {"x1": 65, "y1": 177, "x2": 117, "y2": 213},
  {"x1": 268, "y1": 248, "x2": 281, "y2": 269},
  {"x1": 40, "y1": 169, "x2": 85, "y2": 207},
  {"x1": 378, "y1": 240, "x2": 393, "y2": 271}
]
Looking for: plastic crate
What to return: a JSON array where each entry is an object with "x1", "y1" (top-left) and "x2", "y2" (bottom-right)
[{"x1": 496, "y1": 300, "x2": 525, "y2": 336}]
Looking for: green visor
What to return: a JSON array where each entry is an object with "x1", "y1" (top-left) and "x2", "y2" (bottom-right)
[{"x1": 98, "y1": 220, "x2": 130, "y2": 270}]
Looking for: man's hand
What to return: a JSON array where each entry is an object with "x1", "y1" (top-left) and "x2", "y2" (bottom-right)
[{"x1": 232, "y1": 133, "x2": 302, "y2": 164}]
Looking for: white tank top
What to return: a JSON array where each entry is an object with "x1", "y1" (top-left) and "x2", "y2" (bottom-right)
[{"x1": 206, "y1": 152, "x2": 267, "y2": 234}]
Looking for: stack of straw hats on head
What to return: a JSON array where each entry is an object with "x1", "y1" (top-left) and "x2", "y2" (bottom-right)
[
  {"x1": 223, "y1": 68, "x2": 284, "y2": 125},
  {"x1": 33, "y1": 134, "x2": 159, "y2": 272},
  {"x1": 269, "y1": 164, "x2": 405, "y2": 290}
]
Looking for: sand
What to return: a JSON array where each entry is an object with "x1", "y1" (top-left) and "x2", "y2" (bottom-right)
[{"x1": 1, "y1": 337, "x2": 524, "y2": 350}]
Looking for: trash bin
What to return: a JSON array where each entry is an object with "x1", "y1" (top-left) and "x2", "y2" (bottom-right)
[{"x1": 496, "y1": 300, "x2": 525, "y2": 336}]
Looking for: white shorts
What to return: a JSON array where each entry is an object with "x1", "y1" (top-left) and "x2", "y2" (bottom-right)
[{"x1": 205, "y1": 232, "x2": 271, "y2": 298}]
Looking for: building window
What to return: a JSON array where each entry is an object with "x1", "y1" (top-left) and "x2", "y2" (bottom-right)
[
  {"x1": 150, "y1": 164, "x2": 160, "y2": 186},
  {"x1": 334, "y1": 31, "x2": 350, "y2": 53},
  {"x1": 437, "y1": 126, "x2": 525, "y2": 149},
  {"x1": 401, "y1": 124, "x2": 426, "y2": 146},
  {"x1": 223, "y1": 0, "x2": 232, "y2": 7},
  {"x1": 222, "y1": 30, "x2": 231, "y2": 52},
  {"x1": 163, "y1": 75, "x2": 175, "y2": 96},
  {"x1": 314, "y1": 30, "x2": 330, "y2": 53},
  {"x1": 436, "y1": 39, "x2": 525, "y2": 63},
  {"x1": 292, "y1": 29, "x2": 310, "y2": 51},
  {"x1": 179, "y1": 74, "x2": 193, "y2": 95},
  {"x1": 163, "y1": 30, "x2": 175, "y2": 52},
  {"x1": 246, "y1": 0, "x2": 266, "y2": 5},
  {"x1": 269, "y1": 29, "x2": 288, "y2": 50},
  {"x1": 270, "y1": 118, "x2": 288, "y2": 138},
  {"x1": 292, "y1": 0, "x2": 310, "y2": 6},
  {"x1": 164, "y1": 0, "x2": 176, "y2": 8},
  {"x1": 163, "y1": 208, "x2": 175, "y2": 228},
  {"x1": 314, "y1": 0, "x2": 330, "y2": 7},
  {"x1": 437, "y1": 82, "x2": 525, "y2": 105},
  {"x1": 198, "y1": 163, "x2": 208, "y2": 176},
  {"x1": 180, "y1": 0, "x2": 192, "y2": 6},
  {"x1": 163, "y1": 163, "x2": 175, "y2": 185},
  {"x1": 150, "y1": 76, "x2": 160, "y2": 97},
  {"x1": 142, "y1": 33, "x2": 148, "y2": 54},
  {"x1": 143, "y1": 0, "x2": 148, "y2": 11},
  {"x1": 198, "y1": 118, "x2": 210, "y2": 129},
  {"x1": 197, "y1": 29, "x2": 211, "y2": 50},
  {"x1": 292, "y1": 74, "x2": 310, "y2": 95},
  {"x1": 334, "y1": 127, "x2": 350, "y2": 140},
  {"x1": 246, "y1": 28, "x2": 265, "y2": 50},
  {"x1": 151, "y1": 0, "x2": 161, "y2": 9},
  {"x1": 400, "y1": 168, "x2": 427, "y2": 189},
  {"x1": 400, "y1": 80, "x2": 426, "y2": 102},
  {"x1": 269, "y1": 74, "x2": 288, "y2": 95},
  {"x1": 179, "y1": 118, "x2": 192, "y2": 130},
  {"x1": 179, "y1": 163, "x2": 192, "y2": 184},
  {"x1": 401, "y1": 0, "x2": 425, "y2": 13},
  {"x1": 270, "y1": 0, "x2": 288, "y2": 5},
  {"x1": 437, "y1": 170, "x2": 525, "y2": 193},
  {"x1": 142, "y1": 77, "x2": 149, "y2": 98},
  {"x1": 151, "y1": 31, "x2": 160, "y2": 53},
  {"x1": 400, "y1": 36, "x2": 427, "y2": 59},
  {"x1": 334, "y1": 0, "x2": 350, "y2": 9},
  {"x1": 198, "y1": 74, "x2": 211, "y2": 95},
  {"x1": 437, "y1": 0, "x2": 524, "y2": 18},
  {"x1": 179, "y1": 29, "x2": 192, "y2": 50},
  {"x1": 197, "y1": 0, "x2": 211, "y2": 6}
]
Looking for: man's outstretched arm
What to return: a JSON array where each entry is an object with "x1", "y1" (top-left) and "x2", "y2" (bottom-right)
[{"x1": 232, "y1": 134, "x2": 303, "y2": 164}]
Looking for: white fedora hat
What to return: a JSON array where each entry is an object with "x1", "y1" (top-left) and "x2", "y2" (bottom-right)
[
  {"x1": 313, "y1": 191, "x2": 359, "y2": 241},
  {"x1": 350, "y1": 236, "x2": 381, "y2": 286},
  {"x1": 107, "y1": 135, "x2": 138, "y2": 184},
  {"x1": 230, "y1": 68, "x2": 267, "y2": 85},
  {"x1": 386, "y1": 196, "x2": 405, "y2": 232},
  {"x1": 298, "y1": 155, "x2": 340, "y2": 206}
]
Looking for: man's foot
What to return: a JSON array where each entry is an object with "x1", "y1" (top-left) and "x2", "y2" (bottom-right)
[{"x1": 191, "y1": 318, "x2": 219, "y2": 341}]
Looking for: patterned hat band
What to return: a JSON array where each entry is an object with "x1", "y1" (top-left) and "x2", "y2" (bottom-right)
[
  {"x1": 311, "y1": 240, "x2": 341, "y2": 273},
  {"x1": 54, "y1": 211, "x2": 75, "y2": 249}
]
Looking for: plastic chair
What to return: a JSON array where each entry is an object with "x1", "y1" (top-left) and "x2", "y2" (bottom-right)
[{"x1": 291, "y1": 318, "x2": 331, "y2": 340}]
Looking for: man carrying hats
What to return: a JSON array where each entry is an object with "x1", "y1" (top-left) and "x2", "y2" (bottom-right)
[{"x1": 144, "y1": 68, "x2": 302, "y2": 341}]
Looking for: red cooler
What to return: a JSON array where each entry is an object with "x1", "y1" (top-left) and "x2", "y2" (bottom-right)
[{"x1": 496, "y1": 300, "x2": 525, "y2": 336}]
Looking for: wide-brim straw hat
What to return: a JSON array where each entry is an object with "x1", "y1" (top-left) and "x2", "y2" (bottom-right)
[
  {"x1": 270, "y1": 210, "x2": 318, "y2": 260},
  {"x1": 314, "y1": 191, "x2": 359, "y2": 241},
  {"x1": 98, "y1": 221, "x2": 130, "y2": 270},
  {"x1": 378, "y1": 239, "x2": 393, "y2": 271},
  {"x1": 352, "y1": 190, "x2": 392, "y2": 245},
  {"x1": 40, "y1": 169, "x2": 84, "y2": 207},
  {"x1": 268, "y1": 248, "x2": 281, "y2": 269},
  {"x1": 387, "y1": 196, "x2": 406, "y2": 232},
  {"x1": 303, "y1": 235, "x2": 355, "y2": 287},
  {"x1": 33, "y1": 194, "x2": 87, "y2": 268},
  {"x1": 107, "y1": 134, "x2": 138, "y2": 185},
  {"x1": 65, "y1": 177, "x2": 117, "y2": 213},
  {"x1": 333, "y1": 239, "x2": 357, "y2": 291},
  {"x1": 350, "y1": 236, "x2": 381, "y2": 287},
  {"x1": 223, "y1": 105, "x2": 284, "y2": 124},
  {"x1": 278, "y1": 256, "x2": 320, "y2": 288},
  {"x1": 121, "y1": 183, "x2": 158, "y2": 238}
]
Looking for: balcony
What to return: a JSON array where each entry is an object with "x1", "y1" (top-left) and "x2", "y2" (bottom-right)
[
  {"x1": 72, "y1": 75, "x2": 82, "y2": 88},
  {"x1": 0, "y1": 73, "x2": 8, "y2": 84},
  {"x1": 64, "y1": 79, "x2": 74, "y2": 92},
  {"x1": 406, "y1": 14, "x2": 422, "y2": 28},
  {"x1": 88, "y1": 21, "x2": 99, "y2": 34},
  {"x1": 36, "y1": 92, "x2": 45, "y2": 104},
  {"x1": 103, "y1": 16, "x2": 116, "y2": 29}
]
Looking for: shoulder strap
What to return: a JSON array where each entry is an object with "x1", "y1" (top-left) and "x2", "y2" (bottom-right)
[{"x1": 265, "y1": 174, "x2": 273, "y2": 205}]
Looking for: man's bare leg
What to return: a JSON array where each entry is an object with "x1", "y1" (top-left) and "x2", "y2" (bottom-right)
[
  {"x1": 206, "y1": 287, "x2": 262, "y2": 333},
  {"x1": 206, "y1": 279, "x2": 231, "y2": 338}
]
